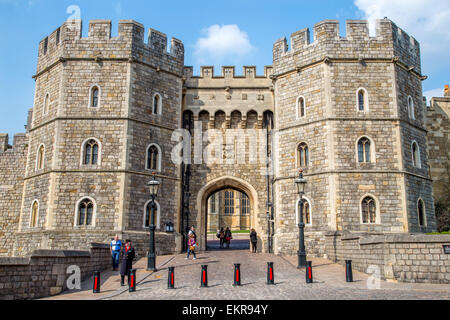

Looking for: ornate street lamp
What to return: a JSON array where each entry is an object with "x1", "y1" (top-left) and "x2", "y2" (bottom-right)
[
  {"x1": 147, "y1": 173, "x2": 160, "y2": 271},
  {"x1": 294, "y1": 170, "x2": 307, "y2": 268}
]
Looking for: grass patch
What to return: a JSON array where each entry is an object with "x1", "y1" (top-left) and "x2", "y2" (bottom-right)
[{"x1": 426, "y1": 231, "x2": 450, "y2": 235}]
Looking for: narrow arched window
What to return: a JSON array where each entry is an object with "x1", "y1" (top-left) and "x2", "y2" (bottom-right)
[
  {"x1": 297, "y1": 143, "x2": 309, "y2": 168},
  {"x1": 408, "y1": 96, "x2": 415, "y2": 120},
  {"x1": 37, "y1": 145, "x2": 45, "y2": 170},
  {"x1": 91, "y1": 87, "x2": 99, "y2": 108},
  {"x1": 78, "y1": 199, "x2": 94, "y2": 226},
  {"x1": 84, "y1": 139, "x2": 99, "y2": 165},
  {"x1": 418, "y1": 199, "x2": 425, "y2": 227},
  {"x1": 361, "y1": 196, "x2": 376, "y2": 224},
  {"x1": 43, "y1": 94, "x2": 50, "y2": 115},
  {"x1": 412, "y1": 141, "x2": 420, "y2": 168},
  {"x1": 153, "y1": 94, "x2": 161, "y2": 115},
  {"x1": 297, "y1": 97, "x2": 306, "y2": 118},
  {"x1": 30, "y1": 201, "x2": 39, "y2": 228},
  {"x1": 358, "y1": 137, "x2": 371, "y2": 163},
  {"x1": 147, "y1": 145, "x2": 160, "y2": 170},
  {"x1": 302, "y1": 199, "x2": 311, "y2": 225},
  {"x1": 144, "y1": 201, "x2": 159, "y2": 228},
  {"x1": 358, "y1": 90, "x2": 365, "y2": 111}
]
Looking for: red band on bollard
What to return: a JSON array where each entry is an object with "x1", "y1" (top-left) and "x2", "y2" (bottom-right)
[
  {"x1": 270, "y1": 268, "x2": 273, "y2": 281},
  {"x1": 203, "y1": 271, "x2": 206, "y2": 283},
  {"x1": 130, "y1": 275, "x2": 134, "y2": 288},
  {"x1": 171, "y1": 273, "x2": 174, "y2": 285},
  {"x1": 308, "y1": 267, "x2": 312, "y2": 279},
  {"x1": 236, "y1": 269, "x2": 239, "y2": 282},
  {"x1": 94, "y1": 278, "x2": 98, "y2": 289}
]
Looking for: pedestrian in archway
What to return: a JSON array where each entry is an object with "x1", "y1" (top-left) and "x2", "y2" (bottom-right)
[
  {"x1": 250, "y1": 228, "x2": 258, "y2": 253},
  {"x1": 225, "y1": 227, "x2": 232, "y2": 249},
  {"x1": 186, "y1": 234, "x2": 197, "y2": 260},
  {"x1": 120, "y1": 239, "x2": 135, "y2": 286},
  {"x1": 218, "y1": 227, "x2": 225, "y2": 249}
]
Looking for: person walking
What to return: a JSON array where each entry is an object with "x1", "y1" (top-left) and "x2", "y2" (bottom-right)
[
  {"x1": 120, "y1": 239, "x2": 135, "y2": 286},
  {"x1": 186, "y1": 234, "x2": 197, "y2": 260},
  {"x1": 218, "y1": 227, "x2": 225, "y2": 249},
  {"x1": 250, "y1": 228, "x2": 258, "y2": 253},
  {"x1": 225, "y1": 227, "x2": 232, "y2": 249},
  {"x1": 110, "y1": 235, "x2": 122, "y2": 271},
  {"x1": 188, "y1": 226, "x2": 197, "y2": 243}
]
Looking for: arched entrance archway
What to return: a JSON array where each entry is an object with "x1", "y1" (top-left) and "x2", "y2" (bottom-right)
[{"x1": 196, "y1": 176, "x2": 260, "y2": 251}]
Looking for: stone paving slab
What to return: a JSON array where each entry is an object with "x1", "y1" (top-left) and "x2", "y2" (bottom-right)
[{"x1": 44, "y1": 250, "x2": 450, "y2": 300}]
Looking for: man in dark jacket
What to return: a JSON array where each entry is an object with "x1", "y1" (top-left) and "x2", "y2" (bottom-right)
[{"x1": 120, "y1": 239, "x2": 135, "y2": 286}]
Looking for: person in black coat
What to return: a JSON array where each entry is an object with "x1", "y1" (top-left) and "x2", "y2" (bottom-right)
[
  {"x1": 250, "y1": 228, "x2": 258, "y2": 253},
  {"x1": 120, "y1": 239, "x2": 135, "y2": 286}
]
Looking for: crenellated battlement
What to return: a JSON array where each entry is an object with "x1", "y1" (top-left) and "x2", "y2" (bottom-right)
[
  {"x1": 0, "y1": 133, "x2": 28, "y2": 153},
  {"x1": 36, "y1": 19, "x2": 184, "y2": 76},
  {"x1": 273, "y1": 19, "x2": 421, "y2": 74},
  {"x1": 183, "y1": 66, "x2": 273, "y2": 79}
]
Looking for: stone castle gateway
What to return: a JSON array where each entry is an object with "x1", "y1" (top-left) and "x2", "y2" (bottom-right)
[{"x1": 0, "y1": 18, "x2": 438, "y2": 260}]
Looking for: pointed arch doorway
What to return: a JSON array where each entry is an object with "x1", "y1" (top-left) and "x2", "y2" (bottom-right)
[{"x1": 196, "y1": 176, "x2": 260, "y2": 252}]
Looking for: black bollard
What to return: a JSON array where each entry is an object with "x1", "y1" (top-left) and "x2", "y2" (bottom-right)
[
  {"x1": 233, "y1": 264, "x2": 242, "y2": 287},
  {"x1": 201, "y1": 265, "x2": 208, "y2": 288},
  {"x1": 345, "y1": 260, "x2": 353, "y2": 282},
  {"x1": 93, "y1": 271, "x2": 101, "y2": 293},
  {"x1": 306, "y1": 261, "x2": 313, "y2": 284},
  {"x1": 168, "y1": 267, "x2": 175, "y2": 289},
  {"x1": 267, "y1": 262, "x2": 275, "y2": 285},
  {"x1": 129, "y1": 269, "x2": 137, "y2": 292}
]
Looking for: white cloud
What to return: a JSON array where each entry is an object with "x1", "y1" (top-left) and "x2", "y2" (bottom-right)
[
  {"x1": 194, "y1": 24, "x2": 255, "y2": 65},
  {"x1": 423, "y1": 87, "x2": 445, "y2": 104},
  {"x1": 354, "y1": 0, "x2": 450, "y2": 72}
]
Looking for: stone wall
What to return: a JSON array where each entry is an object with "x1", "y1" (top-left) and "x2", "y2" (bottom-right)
[
  {"x1": 325, "y1": 232, "x2": 450, "y2": 284},
  {"x1": 0, "y1": 243, "x2": 110, "y2": 300},
  {"x1": 0, "y1": 134, "x2": 28, "y2": 256}
]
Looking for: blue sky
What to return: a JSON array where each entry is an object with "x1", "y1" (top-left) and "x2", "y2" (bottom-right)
[{"x1": 0, "y1": 0, "x2": 449, "y2": 139}]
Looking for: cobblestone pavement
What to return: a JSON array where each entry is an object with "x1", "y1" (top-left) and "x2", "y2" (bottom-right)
[{"x1": 103, "y1": 250, "x2": 450, "y2": 300}]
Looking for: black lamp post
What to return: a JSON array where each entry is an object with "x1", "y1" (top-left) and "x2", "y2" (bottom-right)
[
  {"x1": 147, "y1": 173, "x2": 160, "y2": 271},
  {"x1": 295, "y1": 170, "x2": 307, "y2": 269}
]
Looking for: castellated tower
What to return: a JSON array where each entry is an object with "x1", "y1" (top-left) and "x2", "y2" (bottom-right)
[
  {"x1": 272, "y1": 19, "x2": 436, "y2": 256},
  {"x1": 13, "y1": 20, "x2": 184, "y2": 256}
]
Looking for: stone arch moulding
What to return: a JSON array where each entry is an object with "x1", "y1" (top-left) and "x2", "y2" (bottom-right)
[{"x1": 196, "y1": 176, "x2": 261, "y2": 251}]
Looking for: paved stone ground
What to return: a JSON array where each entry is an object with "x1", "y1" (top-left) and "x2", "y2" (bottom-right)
[{"x1": 44, "y1": 249, "x2": 450, "y2": 300}]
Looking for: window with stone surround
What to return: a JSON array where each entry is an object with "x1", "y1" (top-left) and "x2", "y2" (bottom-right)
[
  {"x1": 36, "y1": 144, "x2": 45, "y2": 171},
  {"x1": 361, "y1": 196, "x2": 377, "y2": 224},
  {"x1": 296, "y1": 197, "x2": 312, "y2": 226},
  {"x1": 90, "y1": 86, "x2": 100, "y2": 108},
  {"x1": 408, "y1": 96, "x2": 415, "y2": 120},
  {"x1": 357, "y1": 88, "x2": 368, "y2": 112},
  {"x1": 411, "y1": 141, "x2": 421, "y2": 168},
  {"x1": 241, "y1": 193, "x2": 250, "y2": 216},
  {"x1": 146, "y1": 144, "x2": 161, "y2": 171},
  {"x1": 297, "y1": 143, "x2": 309, "y2": 168},
  {"x1": 77, "y1": 198, "x2": 94, "y2": 226},
  {"x1": 30, "y1": 200, "x2": 39, "y2": 228},
  {"x1": 358, "y1": 137, "x2": 371, "y2": 163},
  {"x1": 417, "y1": 198, "x2": 426, "y2": 227},
  {"x1": 153, "y1": 93, "x2": 162, "y2": 115},
  {"x1": 144, "y1": 200, "x2": 160, "y2": 230},
  {"x1": 43, "y1": 93, "x2": 50, "y2": 115},
  {"x1": 297, "y1": 96, "x2": 306, "y2": 119},
  {"x1": 83, "y1": 139, "x2": 100, "y2": 165}
]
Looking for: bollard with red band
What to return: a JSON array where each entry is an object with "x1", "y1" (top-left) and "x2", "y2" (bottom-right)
[
  {"x1": 168, "y1": 267, "x2": 175, "y2": 289},
  {"x1": 93, "y1": 271, "x2": 101, "y2": 293},
  {"x1": 233, "y1": 264, "x2": 242, "y2": 287},
  {"x1": 129, "y1": 269, "x2": 136, "y2": 292},
  {"x1": 306, "y1": 261, "x2": 313, "y2": 284},
  {"x1": 345, "y1": 260, "x2": 353, "y2": 282},
  {"x1": 201, "y1": 265, "x2": 208, "y2": 288},
  {"x1": 267, "y1": 262, "x2": 274, "y2": 285}
]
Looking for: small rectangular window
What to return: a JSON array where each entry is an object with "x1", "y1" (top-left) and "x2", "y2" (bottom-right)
[
  {"x1": 43, "y1": 37, "x2": 48, "y2": 55},
  {"x1": 56, "y1": 28, "x2": 60, "y2": 44}
]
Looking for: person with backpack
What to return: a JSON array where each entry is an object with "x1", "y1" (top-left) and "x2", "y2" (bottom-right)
[
  {"x1": 225, "y1": 227, "x2": 232, "y2": 249},
  {"x1": 250, "y1": 228, "x2": 258, "y2": 253},
  {"x1": 186, "y1": 234, "x2": 197, "y2": 260},
  {"x1": 120, "y1": 239, "x2": 135, "y2": 286},
  {"x1": 218, "y1": 227, "x2": 225, "y2": 249}
]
